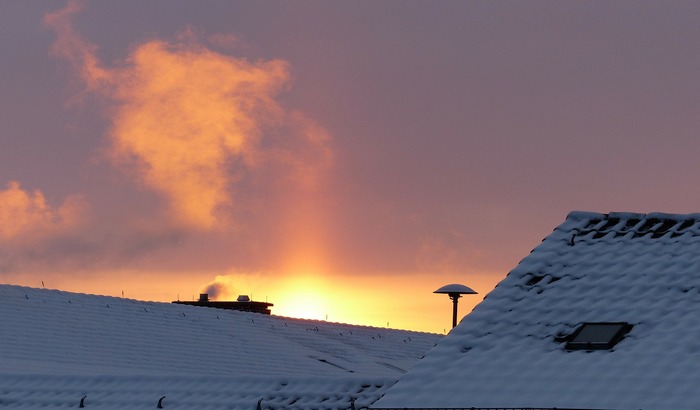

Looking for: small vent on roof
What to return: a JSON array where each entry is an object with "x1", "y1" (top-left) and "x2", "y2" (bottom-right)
[
  {"x1": 563, "y1": 322, "x2": 632, "y2": 351},
  {"x1": 525, "y1": 275, "x2": 545, "y2": 286},
  {"x1": 524, "y1": 274, "x2": 560, "y2": 287}
]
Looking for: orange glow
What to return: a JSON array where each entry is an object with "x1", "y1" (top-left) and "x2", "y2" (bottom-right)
[
  {"x1": 273, "y1": 275, "x2": 332, "y2": 321},
  {"x1": 108, "y1": 40, "x2": 291, "y2": 229},
  {"x1": 31, "y1": 2, "x2": 506, "y2": 335},
  {"x1": 3, "y1": 267, "x2": 503, "y2": 334},
  {"x1": 44, "y1": 2, "x2": 332, "y2": 231},
  {"x1": 0, "y1": 181, "x2": 87, "y2": 242},
  {"x1": 43, "y1": 1, "x2": 109, "y2": 89},
  {"x1": 264, "y1": 271, "x2": 501, "y2": 333}
]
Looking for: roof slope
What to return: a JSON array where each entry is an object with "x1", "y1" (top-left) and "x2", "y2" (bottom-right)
[
  {"x1": 0, "y1": 284, "x2": 440, "y2": 409},
  {"x1": 374, "y1": 211, "x2": 700, "y2": 410}
]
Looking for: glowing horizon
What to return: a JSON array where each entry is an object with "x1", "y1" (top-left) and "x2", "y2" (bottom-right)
[{"x1": 0, "y1": 267, "x2": 502, "y2": 334}]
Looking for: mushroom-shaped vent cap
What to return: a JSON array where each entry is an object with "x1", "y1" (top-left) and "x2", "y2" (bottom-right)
[{"x1": 434, "y1": 283, "x2": 477, "y2": 295}]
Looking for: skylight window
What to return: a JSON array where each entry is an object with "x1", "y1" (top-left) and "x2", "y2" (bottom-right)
[{"x1": 564, "y1": 322, "x2": 632, "y2": 351}]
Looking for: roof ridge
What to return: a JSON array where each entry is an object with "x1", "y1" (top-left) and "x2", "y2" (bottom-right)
[{"x1": 568, "y1": 210, "x2": 700, "y2": 221}]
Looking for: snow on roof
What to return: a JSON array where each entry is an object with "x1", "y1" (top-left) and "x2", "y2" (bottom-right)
[
  {"x1": 0, "y1": 284, "x2": 440, "y2": 409},
  {"x1": 374, "y1": 211, "x2": 700, "y2": 410}
]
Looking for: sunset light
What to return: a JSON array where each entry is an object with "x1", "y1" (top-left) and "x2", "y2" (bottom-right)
[
  {"x1": 5, "y1": 2, "x2": 700, "y2": 408},
  {"x1": 4, "y1": 1, "x2": 698, "y2": 337},
  {"x1": 273, "y1": 275, "x2": 331, "y2": 321}
]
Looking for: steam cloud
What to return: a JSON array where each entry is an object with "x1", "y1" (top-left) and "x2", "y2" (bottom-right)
[
  {"x1": 199, "y1": 271, "x2": 263, "y2": 301},
  {"x1": 44, "y1": 1, "x2": 332, "y2": 231},
  {"x1": 202, "y1": 282, "x2": 228, "y2": 300},
  {"x1": 200, "y1": 275, "x2": 236, "y2": 300}
]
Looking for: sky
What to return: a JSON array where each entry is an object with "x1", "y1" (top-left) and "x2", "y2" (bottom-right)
[{"x1": 2, "y1": 1, "x2": 700, "y2": 333}]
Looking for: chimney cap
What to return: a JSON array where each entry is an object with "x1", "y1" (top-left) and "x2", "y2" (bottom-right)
[
  {"x1": 199, "y1": 293, "x2": 209, "y2": 302},
  {"x1": 237, "y1": 295, "x2": 250, "y2": 302}
]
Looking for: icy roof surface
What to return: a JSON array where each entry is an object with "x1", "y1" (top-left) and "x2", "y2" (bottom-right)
[
  {"x1": 374, "y1": 211, "x2": 700, "y2": 410},
  {"x1": 0, "y1": 284, "x2": 440, "y2": 409}
]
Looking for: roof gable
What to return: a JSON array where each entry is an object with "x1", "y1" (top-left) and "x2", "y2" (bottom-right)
[{"x1": 374, "y1": 211, "x2": 700, "y2": 410}]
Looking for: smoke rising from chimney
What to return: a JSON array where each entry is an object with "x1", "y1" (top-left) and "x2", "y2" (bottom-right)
[
  {"x1": 202, "y1": 283, "x2": 228, "y2": 301},
  {"x1": 199, "y1": 271, "x2": 263, "y2": 302}
]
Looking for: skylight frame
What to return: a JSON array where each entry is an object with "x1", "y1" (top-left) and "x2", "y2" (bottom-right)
[{"x1": 564, "y1": 322, "x2": 632, "y2": 351}]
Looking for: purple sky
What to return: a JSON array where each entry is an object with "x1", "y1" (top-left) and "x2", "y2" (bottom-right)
[{"x1": 2, "y1": 1, "x2": 700, "y2": 332}]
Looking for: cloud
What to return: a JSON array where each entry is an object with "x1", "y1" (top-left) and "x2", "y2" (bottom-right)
[
  {"x1": 108, "y1": 40, "x2": 292, "y2": 229},
  {"x1": 44, "y1": 1, "x2": 333, "y2": 231},
  {"x1": 43, "y1": 0, "x2": 108, "y2": 91},
  {"x1": 0, "y1": 181, "x2": 87, "y2": 243}
]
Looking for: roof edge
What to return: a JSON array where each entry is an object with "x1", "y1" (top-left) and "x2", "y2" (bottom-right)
[
  {"x1": 567, "y1": 210, "x2": 700, "y2": 221},
  {"x1": 566, "y1": 211, "x2": 608, "y2": 221}
]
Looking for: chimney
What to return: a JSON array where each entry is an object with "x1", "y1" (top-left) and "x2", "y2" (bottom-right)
[{"x1": 199, "y1": 293, "x2": 209, "y2": 302}]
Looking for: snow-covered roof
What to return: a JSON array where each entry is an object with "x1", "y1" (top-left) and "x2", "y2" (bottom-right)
[
  {"x1": 0, "y1": 284, "x2": 440, "y2": 409},
  {"x1": 374, "y1": 211, "x2": 700, "y2": 410}
]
